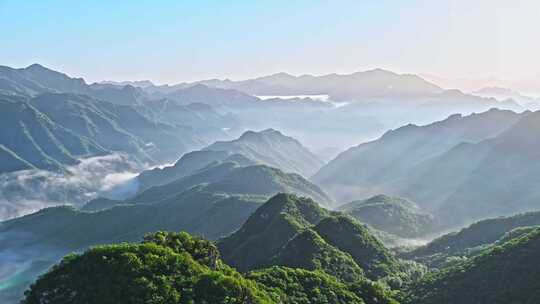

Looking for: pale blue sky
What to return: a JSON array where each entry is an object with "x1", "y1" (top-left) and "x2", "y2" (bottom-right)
[{"x1": 1, "y1": 0, "x2": 539, "y2": 84}]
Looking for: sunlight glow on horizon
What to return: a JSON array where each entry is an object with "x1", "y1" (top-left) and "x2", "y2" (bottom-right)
[{"x1": 1, "y1": 0, "x2": 539, "y2": 92}]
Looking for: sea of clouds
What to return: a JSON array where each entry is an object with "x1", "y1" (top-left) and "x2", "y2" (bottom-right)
[{"x1": 0, "y1": 153, "x2": 143, "y2": 221}]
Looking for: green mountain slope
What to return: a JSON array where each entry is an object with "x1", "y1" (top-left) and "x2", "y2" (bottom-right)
[
  {"x1": 1, "y1": 171, "x2": 332, "y2": 300},
  {"x1": 403, "y1": 227, "x2": 540, "y2": 304},
  {"x1": 313, "y1": 108, "x2": 525, "y2": 203},
  {"x1": 129, "y1": 159, "x2": 331, "y2": 207},
  {"x1": 218, "y1": 193, "x2": 330, "y2": 272},
  {"x1": 339, "y1": 195, "x2": 434, "y2": 238},
  {"x1": 247, "y1": 266, "x2": 397, "y2": 304},
  {"x1": 137, "y1": 128, "x2": 324, "y2": 194},
  {"x1": 19, "y1": 231, "x2": 399, "y2": 304},
  {"x1": 405, "y1": 210, "x2": 540, "y2": 266},
  {"x1": 21, "y1": 232, "x2": 274, "y2": 304},
  {"x1": 272, "y1": 228, "x2": 365, "y2": 283},
  {"x1": 218, "y1": 194, "x2": 417, "y2": 284},
  {"x1": 1, "y1": 188, "x2": 264, "y2": 250},
  {"x1": 204, "y1": 129, "x2": 323, "y2": 177},
  {"x1": 428, "y1": 110, "x2": 540, "y2": 227},
  {"x1": 0, "y1": 94, "x2": 106, "y2": 172},
  {"x1": 314, "y1": 215, "x2": 402, "y2": 280},
  {"x1": 137, "y1": 150, "x2": 245, "y2": 191},
  {"x1": 29, "y1": 93, "x2": 204, "y2": 164}
]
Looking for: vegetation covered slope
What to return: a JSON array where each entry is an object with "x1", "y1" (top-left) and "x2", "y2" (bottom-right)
[
  {"x1": 218, "y1": 193, "x2": 330, "y2": 272},
  {"x1": 29, "y1": 93, "x2": 205, "y2": 163},
  {"x1": 339, "y1": 195, "x2": 434, "y2": 238},
  {"x1": 0, "y1": 94, "x2": 106, "y2": 172},
  {"x1": 426, "y1": 110, "x2": 540, "y2": 227},
  {"x1": 402, "y1": 227, "x2": 540, "y2": 304},
  {"x1": 22, "y1": 232, "x2": 274, "y2": 304},
  {"x1": 0, "y1": 192, "x2": 267, "y2": 302},
  {"x1": 122, "y1": 158, "x2": 331, "y2": 207},
  {"x1": 313, "y1": 108, "x2": 525, "y2": 203},
  {"x1": 405, "y1": 210, "x2": 540, "y2": 266},
  {"x1": 218, "y1": 194, "x2": 421, "y2": 285},
  {"x1": 204, "y1": 129, "x2": 323, "y2": 177},
  {"x1": 247, "y1": 266, "x2": 398, "y2": 304},
  {"x1": 137, "y1": 150, "x2": 235, "y2": 190},
  {"x1": 20, "y1": 231, "x2": 399, "y2": 304},
  {"x1": 314, "y1": 109, "x2": 540, "y2": 229},
  {"x1": 1, "y1": 188, "x2": 265, "y2": 250},
  {"x1": 314, "y1": 215, "x2": 402, "y2": 280},
  {"x1": 271, "y1": 228, "x2": 365, "y2": 282},
  {"x1": 137, "y1": 128, "x2": 324, "y2": 194}
]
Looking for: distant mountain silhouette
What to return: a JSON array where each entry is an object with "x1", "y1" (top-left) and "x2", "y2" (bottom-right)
[
  {"x1": 139, "y1": 129, "x2": 324, "y2": 191},
  {"x1": 146, "y1": 69, "x2": 444, "y2": 100},
  {"x1": 314, "y1": 108, "x2": 537, "y2": 229}
]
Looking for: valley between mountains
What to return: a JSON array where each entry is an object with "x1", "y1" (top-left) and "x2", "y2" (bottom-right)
[{"x1": 1, "y1": 64, "x2": 540, "y2": 304}]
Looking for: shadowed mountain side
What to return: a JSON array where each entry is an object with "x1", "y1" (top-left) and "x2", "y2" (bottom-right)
[
  {"x1": 314, "y1": 109, "x2": 539, "y2": 229},
  {"x1": 204, "y1": 129, "x2": 323, "y2": 177},
  {"x1": 132, "y1": 161, "x2": 332, "y2": 207},
  {"x1": 218, "y1": 194, "x2": 417, "y2": 283},
  {"x1": 339, "y1": 195, "x2": 435, "y2": 238},
  {"x1": 0, "y1": 94, "x2": 107, "y2": 172},
  {"x1": 406, "y1": 210, "x2": 540, "y2": 261},
  {"x1": 403, "y1": 227, "x2": 540, "y2": 304}
]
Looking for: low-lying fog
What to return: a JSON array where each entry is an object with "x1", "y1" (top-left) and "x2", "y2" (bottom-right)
[{"x1": 0, "y1": 154, "x2": 144, "y2": 221}]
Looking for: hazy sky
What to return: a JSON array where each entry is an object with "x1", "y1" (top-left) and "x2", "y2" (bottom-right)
[{"x1": 1, "y1": 0, "x2": 539, "y2": 86}]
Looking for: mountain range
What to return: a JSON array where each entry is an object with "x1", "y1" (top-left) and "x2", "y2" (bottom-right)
[
  {"x1": 4, "y1": 62, "x2": 540, "y2": 303},
  {"x1": 138, "y1": 128, "x2": 324, "y2": 190},
  {"x1": 313, "y1": 108, "x2": 539, "y2": 229}
]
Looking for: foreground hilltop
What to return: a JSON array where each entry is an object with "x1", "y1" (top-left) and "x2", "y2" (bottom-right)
[
  {"x1": 13, "y1": 192, "x2": 540, "y2": 304},
  {"x1": 17, "y1": 194, "x2": 406, "y2": 304}
]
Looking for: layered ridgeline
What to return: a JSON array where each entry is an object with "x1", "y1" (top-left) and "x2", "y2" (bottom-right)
[
  {"x1": 218, "y1": 194, "x2": 425, "y2": 285},
  {"x1": 402, "y1": 227, "x2": 540, "y2": 304},
  {"x1": 2, "y1": 64, "x2": 524, "y2": 156},
  {"x1": 314, "y1": 108, "x2": 538, "y2": 228},
  {"x1": 0, "y1": 94, "x2": 106, "y2": 172},
  {"x1": 0, "y1": 92, "x2": 209, "y2": 172},
  {"x1": 339, "y1": 195, "x2": 435, "y2": 239},
  {"x1": 114, "y1": 68, "x2": 526, "y2": 150},
  {"x1": 28, "y1": 93, "x2": 206, "y2": 163},
  {"x1": 0, "y1": 157, "x2": 331, "y2": 302},
  {"x1": 138, "y1": 128, "x2": 324, "y2": 191},
  {"x1": 117, "y1": 154, "x2": 330, "y2": 208},
  {"x1": 145, "y1": 69, "x2": 443, "y2": 99},
  {"x1": 402, "y1": 210, "x2": 540, "y2": 267},
  {"x1": 0, "y1": 64, "x2": 247, "y2": 173},
  {"x1": 2, "y1": 160, "x2": 330, "y2": 249},
  {"x1": 16, "y1": 199, "x2": 540, "y2": 303},
  {"x1": 20, "y1": 231, "x2": 398, "y2": 304}
]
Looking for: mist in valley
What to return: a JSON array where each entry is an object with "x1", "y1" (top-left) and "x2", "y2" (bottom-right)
[
  {"x1": 0, "y1": 154, "x2": 142, "y2": 221},
  {"x1": 2, "y1": 1, "x2": 540, "y2": 303}
]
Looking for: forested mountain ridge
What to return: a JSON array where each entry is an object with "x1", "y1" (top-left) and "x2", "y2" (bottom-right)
[
  {"x1": 137, "y1": 128, "x2": 325, "y2": 194},
  {"x1": 339, "y1": 195, "x2": 435, "y2": 238},
  {"x1": 403, "y1": 210, "x2": 540, "y2": 267},
  {"x1": 204, "y1": 128, "x2": 323, "y2": 177},
  {"x1": 20, "y1": 231, "x2": 399, "y2": 304},
  {"x1": 0, "y1": 158, "x2": 332, "y2": 302},
  {"x1": 314, "y1": 108, "x2": 538, "y2": 229},
  {"x1": 0, "y1": 65, "x2": 248, "y2": 174},
  {"x1": 132, "y1": 159, "x2": 332, "y2": 207},
  {"x1": 402, "y1": 227, "x2": 540, "y2": 304},
  {"x1": 218, "y1": 194, "x2": 423, "y2": 284},
  {"x1": 0, "y1": 94, "x2": 107, "y2": 172}
]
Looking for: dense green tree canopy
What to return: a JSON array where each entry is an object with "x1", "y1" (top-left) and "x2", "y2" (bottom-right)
[{"x1": 22, "y1": 232, "x2": 274, "y2": 304}]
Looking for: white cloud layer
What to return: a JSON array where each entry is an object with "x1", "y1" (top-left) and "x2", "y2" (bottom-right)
[{"x1": 0, "y1": 153, "x2": 143, "y2": 221}]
